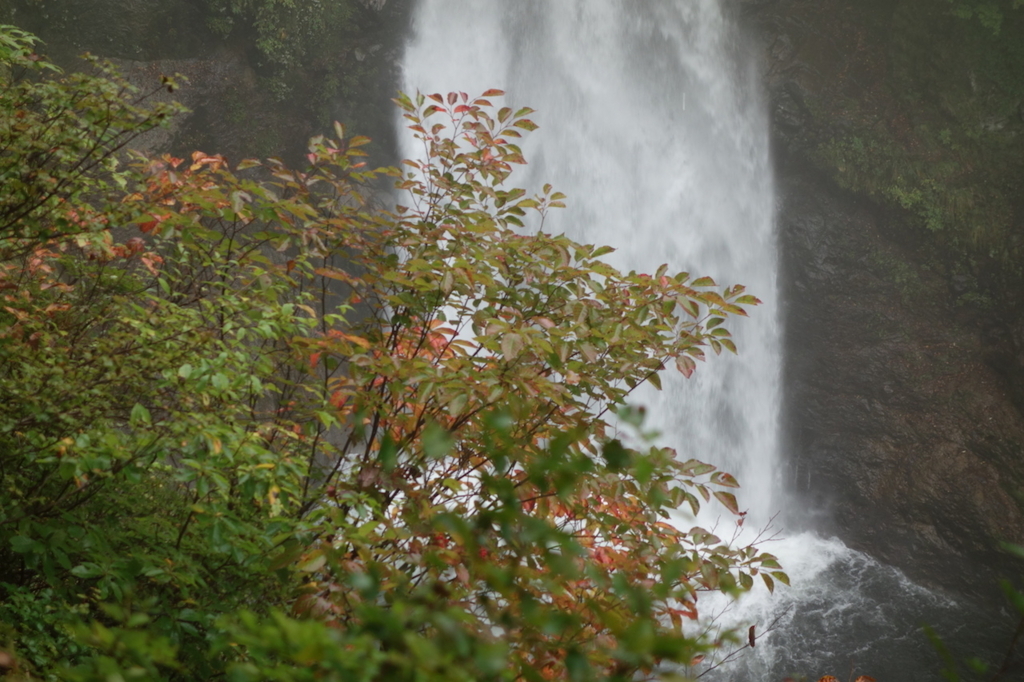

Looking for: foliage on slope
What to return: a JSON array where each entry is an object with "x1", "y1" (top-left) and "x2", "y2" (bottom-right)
[
  {"x1": 775, "y1": 0, "x2": 1024, "y2": 307},
  {"x1": 0, "y1": 0, "x2": 409, "y2": 163}
]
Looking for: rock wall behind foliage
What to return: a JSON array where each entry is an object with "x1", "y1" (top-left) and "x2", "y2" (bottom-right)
[
  {"x1": 745, "y1": 0, "x2": 1024, "y2": 599},
  {"x1": 1, "y1": 0, "x2": 413, "y2": 165}
]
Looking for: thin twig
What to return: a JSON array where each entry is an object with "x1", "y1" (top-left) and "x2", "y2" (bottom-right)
[{"x1": 696, "y1": 606, "x2": 793, "y2": 679}]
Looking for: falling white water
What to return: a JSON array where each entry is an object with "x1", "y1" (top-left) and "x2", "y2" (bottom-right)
[
  {"x1": 402, "y1": 1, "x2": 781, "y2": 523},
  {"x1": 398, "y1": 2, "x2": 993, "y2": 679}
]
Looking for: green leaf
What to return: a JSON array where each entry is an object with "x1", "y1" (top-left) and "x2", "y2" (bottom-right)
[
  {"x1": 130, "y1": 403, "x2": 151, "y2": 426},
  {"x1": 423, "y1": 422, "x2": 454, "y2": 459},
  {"x1": 379, "y1": 433, "x2": 398, "y2": 472},
  {"x1": 1002, "y1": 543, "x2": 1024, "y2": 561},
  {"x1": 448, "y1": 392, "x2": 469, "y2": 417},
  {"x1": 269, "y1": 543, "x2": 305, "y2": 571},
  {"x1": 71, "y1": 563, "x2": 104, "y2": 579},
  {"x1": 713, "y1": 490, "x2": 741, "y2": 515},
  {"x1": 602, "y1": 439, "x2": 631, "y2": 471},
  {"x1": 10, "y1": 536, "x2": 41, "y2": 554},
  {"x1": 298, "y1": 552, "x2": 326, "y2": 574},
  {"x1": 501, "y1": 333, "x2": 524, "y2": 361},
  {"x1": 648, "y1": 372, "x2": 663, "y2": 390},
  {"x1": 679, "y1": 297, "x2": 700, "y2": 318}
]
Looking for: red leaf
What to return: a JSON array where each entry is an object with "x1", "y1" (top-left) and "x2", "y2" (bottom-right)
[{"x1": 675, "y1": 355, "x2": 696, "y2": 378}]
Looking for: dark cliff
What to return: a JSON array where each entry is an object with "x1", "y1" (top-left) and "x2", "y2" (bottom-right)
[{"x1": 746, "y1": 0, "x2": 1024, "y2": 600}]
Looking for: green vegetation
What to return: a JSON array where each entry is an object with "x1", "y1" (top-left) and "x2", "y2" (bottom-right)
[
  {"x1": 805, "y1": 0, "x2": 1024, "y2": 303},
  {"x1": 0, "y1": 0, "x2": 408, "y2": 163},
  {"x1": 0, "y1": 25, "x2": 780, "y2": 681},
  {"x1": 197, "y1": 0, "x2": 400, "y2": 131},
  {"x1": 942, "y1": 0, "x2": 1024, "y2": 34},
  {"x1": 203, "y1": 0, "x2": 358, "y2": 75},
  {"x1": 929, "y1": 543, "x2": 1024, "y2": 681}
]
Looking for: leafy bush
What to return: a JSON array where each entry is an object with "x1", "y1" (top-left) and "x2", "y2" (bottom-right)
[{"x1": 0, "y1": 24, "x2": 780, "y2": 680}]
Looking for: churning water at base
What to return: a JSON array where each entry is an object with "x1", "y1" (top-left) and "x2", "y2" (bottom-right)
[{"x1": 399, "y1": 1, "x2": 999, "y2": 679}]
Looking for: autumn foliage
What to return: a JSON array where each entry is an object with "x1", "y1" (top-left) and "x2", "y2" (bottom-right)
[{"x1": 0, "y1": 25, "x2": 783, "y2": 681}]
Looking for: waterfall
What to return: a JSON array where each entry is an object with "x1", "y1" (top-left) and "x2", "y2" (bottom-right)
[
  {"x1": 402, "y1": 0, "x2": 781, "y2": 522},
  {"x1": 398, "y1": 1, "x2": 997, "y2": 678}
]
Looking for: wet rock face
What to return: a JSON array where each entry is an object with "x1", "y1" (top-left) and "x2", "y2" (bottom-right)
[
  {"x1": 744, "y1": 0, "x2": 1024, "y2": 598},
  {"x1": 777, "y1": 165, "x2": 1024, "y2": 598}
]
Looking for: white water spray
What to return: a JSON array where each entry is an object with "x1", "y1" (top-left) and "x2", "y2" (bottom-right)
[
  {"x1": 399, "y1": 2, "x2": 979, "y2": 678},
  {"x1": 403, "y1": 0, "x2": 780, "y2": 523}
]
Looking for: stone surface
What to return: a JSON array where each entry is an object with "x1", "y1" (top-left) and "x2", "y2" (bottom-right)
[{"x1": 744, "y1": 0, "x2": 1024, "y2": 599}]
